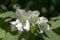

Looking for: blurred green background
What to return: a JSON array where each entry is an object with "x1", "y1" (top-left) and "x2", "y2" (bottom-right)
[
  {"x1": 0, "y1": 0, "x2": 60, "y2": 18},
  {"x1": 0, "y1": 0, "x2": 60, "y2": 40}
]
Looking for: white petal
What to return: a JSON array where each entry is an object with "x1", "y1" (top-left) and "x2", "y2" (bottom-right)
[
  {"x1": 36, "y1": 19, "x2": 40, "y2": 24},
  {"x1": 38, "y1": 24, "x2": 43, "y2": 33},
  {"x1": 23, "y1": 20, "x2": 30, "y2": 31},
  {"x1": 16, "y1": 23, "x2": 23, "y2": 28},
  {"x1": 16, "y1": 19, "x2": 20, "y2": 24},
  {"x1": 26, "y1": 10, "x2": 32, "y2": 19},
  {"x1": 11, "y1": 19, "x2": 20, "y2": 25},
  {"x1": 38, "y1": 24, "x2": 45, "y2": 33},
  {"x1": 32, "y1": 11, "x2": 40, "y2": 16},
  {"x1": 11, "y1": 21, "x2": 16, "y2": 25},
  {"x1": 40, "y1": 16, "x2": 48, "y2": 22},
  {"x1": 40, "y1": 30, "x2": 43, "y2": 33},
  {"x1": 47, "y1": 24, "x2": 50, "y2": 30},
  {"x1": 27, "y1": 10, "x2": 32, "y2": 16},
  {"x1": 17, "y1": 27, "x2": 23, "y2": 31},
  {"x1": 44, "y1": 24, "x2": 50, "y2": 30},
  {"x1": 16, "y1": 9, "x2": 25, "y2": 18}
]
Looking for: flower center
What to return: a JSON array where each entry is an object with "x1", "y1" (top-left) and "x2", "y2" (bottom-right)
[
  {"x1": 20, "y1": 16, "x2": 28, "y2": 23},
  {"x1": 39, "y1": 22, "x2": 47, "y2": 27},
  {"x1": 31, "y1": 16, "x2": 37, "y2": 22}
]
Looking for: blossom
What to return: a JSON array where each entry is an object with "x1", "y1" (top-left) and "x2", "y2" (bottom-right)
[
  {"x1": 37, "y1": 16, "x2": 50, "y2": 33},
  {"x1": 16, "y1": 9, "x2": 30, "y2": 23},
  {"x1": 11, "y1": 9, "x2": 30, "y2": 31},
  {"x1": 11, "y1": 9, "x2": 40, "y2": 31},
  {"x1": 11, "y1": 19, "x2": 23, "y2": 31},
  {"x1": 29, "y1": 10, "x2": 40, "y2": 26}
]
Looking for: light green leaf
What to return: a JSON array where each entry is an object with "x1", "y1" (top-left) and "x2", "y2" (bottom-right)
[
  {"x1": 0, "y1": 11, "x2": 16, "y2": 18},
  {"x1": 50, "y1": 20, "x2": 60, "y2": 29},
  {"x1": 13, "y1": 4, "x2": 20, "y2": 9},
  {"x1": 18, "y1": 31, "x2": 35, "y2": 40},
  {"x1": 49, "y1": 15, "x2": 60, "y2": 29},
  {"x1": 4, "y1": 18, "x2": 12, "y2": 22},
  {"x1": 42, "y1": 35, "x2": 49, "y2": 40},
  {"x1": 18, "y1": 31, "x2": 30, "y2": 40},
  {"x1": 57, "y1": 15, "x2": 60, "y2": 20},
  {"x1": 2, "y1": 32, "x2": 18, "y2": 40},
  {"x1": 50, "y1": 17, "x2": 58, "y2": 21},
  {"x1": 0, "y1": 28, "x2": 5, "y2": 39},
  {"x1": 45, "y1": 30, "x2": 60, "y2": 40}
]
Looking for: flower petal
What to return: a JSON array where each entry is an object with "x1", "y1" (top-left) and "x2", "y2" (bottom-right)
[
  {"x1": 11, "y1": 19, "x2": 20, "y2": 25},
  {"x1": 16, "y1": 23, "x2": 23, "y2": 31},
  {"x1": 40, "y1": 17, "x2": 48, "y2": 22},
  {"x1": 38, "y1": 26, "x2": 44, "y2": 33},
  {"x1": 47, "y1": 24, "x2": 50, "y2": 30},
  {"x1": 17, "y1": 27, "x2": 23, "y2": 31},
  {"x1": 40, "y1": 30, "x2": 43, "y2": 33},
  {"x1": 38, "y1": 22, "x2": 50, "y2": 33},
  {"x1": 23, "y1": 20, "x2": 30, "y2": 31},
  {"x1": 27, "y1": 10, "x2": 32, "y2": 15},
  {"x1": 16, "y1": 9, "x2": 25, "y2": 18},
  {"x1": 16, "y1": 23, "x2": 23, "y2": 28},
  {"x1": 39, "y1": 24, "x2": 50, "y2": 33},
  {"x1": 16, "y1": 19, "x2": 20, "y2": 23},
  {"x1": 11, "y1": 21, "x2": 16, "y2": 25},
  {"x1": 32, "y1": 11, "x2": 40, "y2": 16}
]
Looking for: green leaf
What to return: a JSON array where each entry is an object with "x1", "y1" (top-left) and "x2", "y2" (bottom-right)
[
  {"x1": 13, "y1": 4, "x2": 20, "y2": 9},
  {"x1": 50, "y1": 17, "x2": 58, "y2": 21},
  {"x1": 0, "y1": 28, "x2": 5, "y2": 39},
  {"x1": 18, "y1": 31, "x2": 35, "y2": 40},
  {"x1": 45, "y1": 30, "x2": 60, "y2": 40},
  {"x1": 2, "y1": 32, "x2": 18, "y2": 40},
  {"x1": 0, "y1": 11, "x2": 16, "y2": 18},
  {"x1": 50, "y1": 20, "x2": 60, "y2": 29},
  {"x1": 18, "y1": 31, "x2": 30, "y2": 40},
  {"x1": 50, "y1": 15, "x2": 60, "y2": 22},
  {"x1": 57, "y1": 15, "x2": 60, "y2": 20},
  {"x1": 42, "y1": 35, "x2": 49, "y2": 40},
  {"x1": 49, "y1": 15, "x2": 60, "y2": 29},
  {"x1": 4, "y1": 18, "x2": 12, "y2": 22}
]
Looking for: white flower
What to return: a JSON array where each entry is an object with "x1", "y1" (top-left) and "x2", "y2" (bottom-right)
[
  {"x1": 37, "y1": 16, "x2": 50, "y2": 33},
  {"x1": 11, "y1": 19, "x2": 23, "y2": 31},
  {"x1": 16, "y1": 9, "x2": 30, "y2": 23},
  {"x1": 11, "y1": 9, "x2": 40, "y2": 31},
  {"x1": 11, "y1": 9, "x2": 31, "y2": 31},
  {"x1": 29, "y1": 10, "x2": 40, "y2": 26}
]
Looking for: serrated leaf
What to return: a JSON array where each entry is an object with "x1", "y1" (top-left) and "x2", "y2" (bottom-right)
[
  {"x1": 0, "y1": 28, "x2": 5, "y2": 39},
  {"x1": 0, "y1": 11, "x2": 16, "y2": 18},
  {"x1": 45, "y1": 30, "x2": 60, "y2": 40},
  {"x1": 2, "y1": 32, "x2": 18, "y2": 40}
]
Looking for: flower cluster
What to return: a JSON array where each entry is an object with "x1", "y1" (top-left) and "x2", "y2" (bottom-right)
[{"x1": 11, "y1": 9, "x2": 50, "y2": 33}]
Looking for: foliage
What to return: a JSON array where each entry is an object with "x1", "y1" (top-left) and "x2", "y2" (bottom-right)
[{"x1": 0, "y1": 0, "x2": 60, "y2": 40}]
